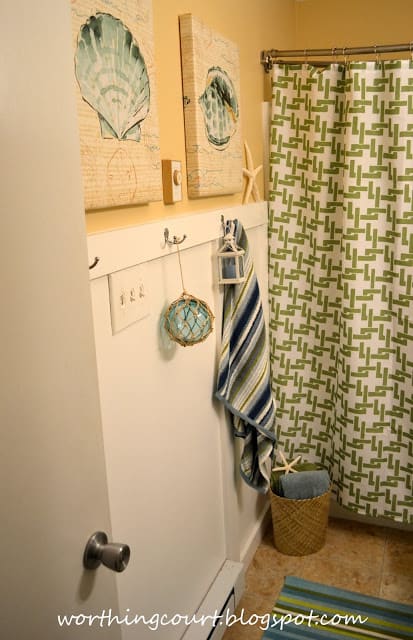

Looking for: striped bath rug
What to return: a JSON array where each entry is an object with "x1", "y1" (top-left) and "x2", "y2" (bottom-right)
[{"x1": 262, "y1": 576, "x2": 413, "y2": 639}]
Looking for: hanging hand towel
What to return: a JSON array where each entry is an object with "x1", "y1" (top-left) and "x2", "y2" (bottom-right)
[{"x1": 216, "y1": 220, "x2": 276, "y2": 493}]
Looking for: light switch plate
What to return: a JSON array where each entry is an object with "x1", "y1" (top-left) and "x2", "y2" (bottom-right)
[
  {"x1": 162, "y1": 159, "x2": 182, "y2": 203},
  {"x1": 108, "y1": 264, "x2": 150, "y2": 334}
]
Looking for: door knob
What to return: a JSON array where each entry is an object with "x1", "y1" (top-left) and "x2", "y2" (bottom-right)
[{"x1": 83, "y1": 531, "x2": 130, "y2": 572}]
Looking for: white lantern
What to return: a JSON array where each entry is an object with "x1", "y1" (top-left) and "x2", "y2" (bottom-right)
[{"x1": 217, "y1": 232, "x2": 245, "y2": 285}]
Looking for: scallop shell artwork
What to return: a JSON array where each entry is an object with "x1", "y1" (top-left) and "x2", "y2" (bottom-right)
[
  {"x1": 75, "y1": 12, "x2": 150, "y2": 142},
  {"x1": 199, "y1": 67, "x2": 239, "y2": 149}
]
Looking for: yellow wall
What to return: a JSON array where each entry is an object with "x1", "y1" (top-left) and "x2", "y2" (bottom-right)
[
  {"x1": 85, "y1": 0, "x2": 296, "y2": 233},
  {"x1": 295, "y1": 0, "x2": 413, "y2": 51},
  {"x1": 85, "y1": 0, "x2": 413, "y2": 233}
]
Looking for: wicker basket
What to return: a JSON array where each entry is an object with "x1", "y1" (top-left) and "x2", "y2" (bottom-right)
[{"x1": 270, "y1": 486, "x2": 331, "y2": 556}]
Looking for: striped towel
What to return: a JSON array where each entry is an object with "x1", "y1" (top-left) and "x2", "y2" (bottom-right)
[{"x1": 215, "y1": 220, "x2": 276, "y2": 493}]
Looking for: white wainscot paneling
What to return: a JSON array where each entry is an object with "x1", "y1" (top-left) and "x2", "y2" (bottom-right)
[{"x1": 88, "y1": 202, "x2": 269, "y2": 640}]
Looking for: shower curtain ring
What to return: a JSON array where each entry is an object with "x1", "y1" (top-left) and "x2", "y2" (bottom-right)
[
  {"x1": 374, "y1": 44, "x2": 381, "y2": 65},
  {"x1": 265, "y1": 54, "x2": 273, "y2": 72},
  {"x1": 409, "y1": 42, "x2": 413, "y2": 61},
  {"x1": 342, "y1": 47, "x2": 348, "y2": 66},
  {"x1": 303, "y1": 48, "x2": 308, "y2": 66}
]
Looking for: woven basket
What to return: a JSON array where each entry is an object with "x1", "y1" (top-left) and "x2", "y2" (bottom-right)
[{"x1": 270, "y1": 485, "x2": 331, "y2": 556}]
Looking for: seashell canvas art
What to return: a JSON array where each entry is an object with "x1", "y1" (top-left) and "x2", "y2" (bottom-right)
[
  {"x1": 199, "y1": 66, "x2": 239, "y2": 149},
  {"x1": 71, "y1": 1, "x2": 162, "y2": 209},
  {"x1": 179, "y1": 14, "x2": 243, "y2": 198},
  {"x1": 75, "y1": 13, "x2": 150, "y2": 143}
]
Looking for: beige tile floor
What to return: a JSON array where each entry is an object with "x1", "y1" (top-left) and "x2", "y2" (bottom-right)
[{"x1": 223, "y1": 517, "x2": 413, "y2": 640}]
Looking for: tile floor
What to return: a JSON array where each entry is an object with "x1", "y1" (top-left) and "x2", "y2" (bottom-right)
[{"x1": 223, "y1": 517, "x2": 413, "y2": 640}]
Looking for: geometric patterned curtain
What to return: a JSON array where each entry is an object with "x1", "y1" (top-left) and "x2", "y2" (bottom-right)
[{"x1": 268, "y1": 61, "x2": 413, "y2": 523}]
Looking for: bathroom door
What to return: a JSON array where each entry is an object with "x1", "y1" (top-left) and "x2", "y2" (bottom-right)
[{"x1": 0, "y1": 2, "x2": 121, "y2": 638}]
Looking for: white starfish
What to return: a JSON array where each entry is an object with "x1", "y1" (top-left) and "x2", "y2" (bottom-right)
[
  {"x1": 242, "y1": 141, "x2": 262, "y2": 204},
  {"x1": 272, "y1": 450, "x2": 302, "y2": 474}
]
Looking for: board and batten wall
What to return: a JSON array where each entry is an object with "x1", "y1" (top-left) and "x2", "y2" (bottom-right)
[{"x1": 88, "y1": 202, "x2": 270, "y2": 636}]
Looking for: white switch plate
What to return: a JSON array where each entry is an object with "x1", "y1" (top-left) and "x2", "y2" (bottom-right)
[{"x1": 108, "y1": 264, "x2": 150, "y2": 334}]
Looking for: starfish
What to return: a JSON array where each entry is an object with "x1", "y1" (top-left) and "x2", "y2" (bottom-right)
[
  {"x1": 272, "y1": 450, "x2": 302, "y2": 474},
  {"x1": 242, "y1": 141, "x2": 262, "y2": 204}
]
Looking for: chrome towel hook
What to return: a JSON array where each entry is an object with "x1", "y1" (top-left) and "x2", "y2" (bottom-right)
[{"x1": 164, "y1": 228, "x2": 187, "y2": 246}]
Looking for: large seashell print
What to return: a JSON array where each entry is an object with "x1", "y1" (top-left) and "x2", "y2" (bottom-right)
[
  {"x1": 198, "y1": 67, "x2": 239, "y2": 150},
  {"x1": 75, "y1": 12, "x2": 150, "y2": 142}
]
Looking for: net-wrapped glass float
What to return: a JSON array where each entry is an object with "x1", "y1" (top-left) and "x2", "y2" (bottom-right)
[
  {"x1": 164, "y1": 291, "x2": 214, "y2": 347},
  {"x1": 163, "y1": 229, "x2": 214, "y2": 347}
]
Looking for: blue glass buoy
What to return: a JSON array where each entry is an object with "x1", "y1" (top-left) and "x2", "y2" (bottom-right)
[{"x1": 164, "y1": 292, "x2": 214, "y2": 347}]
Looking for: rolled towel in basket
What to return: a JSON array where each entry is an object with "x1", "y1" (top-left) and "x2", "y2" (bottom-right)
[
  {"x1": 280, "y1": 470, "x2": 330, "y2": 500},
  {"x1": 271, "y1": 462, "x2": 323, "y2": 496}
]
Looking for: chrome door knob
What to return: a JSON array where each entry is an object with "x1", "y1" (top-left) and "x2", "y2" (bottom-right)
[{"x1": 83, "y1": 531, "x2": 130, "y2": 572}]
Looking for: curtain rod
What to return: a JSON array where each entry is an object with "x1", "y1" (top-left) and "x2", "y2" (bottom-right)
[{"x1": 261, "y1": 42, "x2": 413, "y2": 72}]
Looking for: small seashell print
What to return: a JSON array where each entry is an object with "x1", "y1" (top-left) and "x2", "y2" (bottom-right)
[
  {"x1": 75, "y1": 12, "x2": 150, "y2": 142},
  {"x1": 198, "y1": 66, "x2": 239, "y2": 149}
]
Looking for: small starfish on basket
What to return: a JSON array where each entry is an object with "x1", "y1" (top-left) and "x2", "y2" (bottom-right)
[{"x1": 272, "y1": 450, "x2": 302, "y2": 474}]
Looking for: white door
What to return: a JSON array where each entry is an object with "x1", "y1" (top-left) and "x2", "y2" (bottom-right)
[{"x1": 0, "y1": 2, "x2": 121, "y2": 638}]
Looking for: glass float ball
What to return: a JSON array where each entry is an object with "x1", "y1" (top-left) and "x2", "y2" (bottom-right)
[{"x1": 164, "y1": 293, "x2": 214, "y2": 347}]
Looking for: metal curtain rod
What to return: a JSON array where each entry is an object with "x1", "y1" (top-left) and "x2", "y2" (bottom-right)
[{"x1": 261, "y1": 42, "x2": 413, "y2": 72}]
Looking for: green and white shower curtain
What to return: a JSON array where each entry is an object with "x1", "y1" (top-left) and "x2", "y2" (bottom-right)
[{"x1": 268, "y1": 60, "x2": 413, "y2": 523}]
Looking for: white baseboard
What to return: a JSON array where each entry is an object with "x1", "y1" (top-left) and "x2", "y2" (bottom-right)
[
  {"x1": 240, "y1": 502, "x2": 271, "y2": 569},
  {"x1": 181, "y1": 560, "x2": 244, "y2": 640}
]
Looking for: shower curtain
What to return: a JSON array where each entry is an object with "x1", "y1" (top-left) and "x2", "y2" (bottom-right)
[{"x1": 268, "y1": 60, "x2": 413, "y2": 524}]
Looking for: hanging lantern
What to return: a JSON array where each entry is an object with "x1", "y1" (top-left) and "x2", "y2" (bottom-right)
[{"x1": 217, "y1": 229, "x2": 245, "y2": 285}]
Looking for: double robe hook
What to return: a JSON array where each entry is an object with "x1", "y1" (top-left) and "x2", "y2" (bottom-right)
[{"x1": 164, "y1": 228, "x2": 187, "y2": 246}]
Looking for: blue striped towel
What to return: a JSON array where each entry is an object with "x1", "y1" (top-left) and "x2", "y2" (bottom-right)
[{"x1": 215, "y1": 220, "x2": 276, "y2": 493}]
